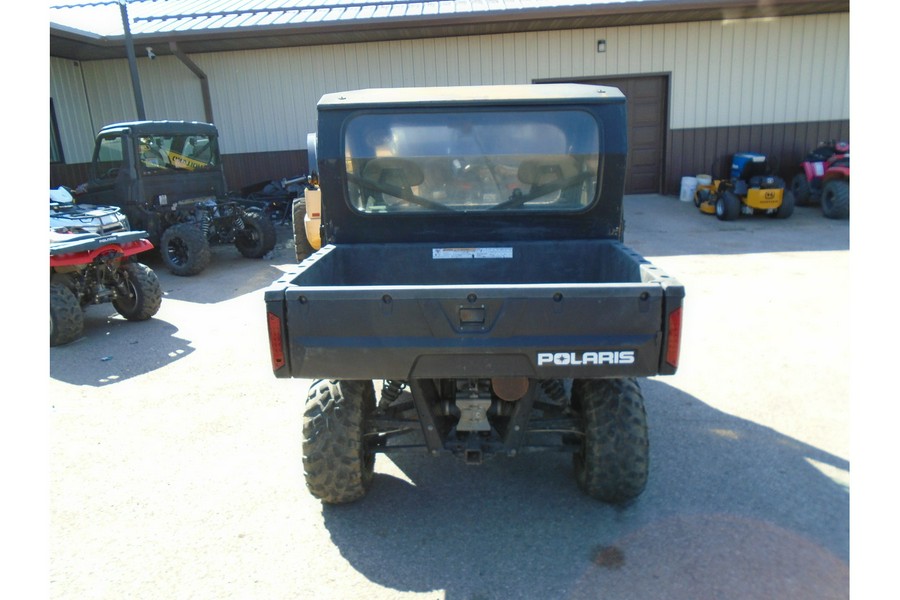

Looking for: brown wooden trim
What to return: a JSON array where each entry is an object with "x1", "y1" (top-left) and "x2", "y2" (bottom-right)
[
  {"x1": 50, "y1": 149, "x2": 311, "y2": 194},
  {"x1": 665, "y1": 120, "x2": 850, "y2": 195},
  {"x1": 222, "y1": 150, "x2": 309, "y2": 193},
  {"x1": 52, "y1": 124, "x2": 850, "y2": 199}
]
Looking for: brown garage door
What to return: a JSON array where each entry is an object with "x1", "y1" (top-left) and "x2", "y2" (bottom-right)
[{"x1": 577, "y1": 76, "x2": 668, "y2": 194}]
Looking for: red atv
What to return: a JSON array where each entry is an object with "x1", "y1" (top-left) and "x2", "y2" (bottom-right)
[
  {"x1": 50, "y1": 230, "x2": 163, "y2": 346},
  {"x1": 790, "y1": 141, "x2": 850, "y2": 218}
]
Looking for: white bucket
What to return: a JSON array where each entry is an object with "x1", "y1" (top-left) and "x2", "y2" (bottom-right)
[
  {"x1": 680, "y1": 176, "x2": 698, "y2": 202},
  {"x1": 696, "y1": 174, "x2": 712, "y2": 186}
]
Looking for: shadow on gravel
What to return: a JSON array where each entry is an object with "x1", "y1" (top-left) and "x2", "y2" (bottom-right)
[
  {"x1": 320, "y1": 379, "x2": 849, "y2": 600},
  {"x1": 140, "y1": 224, "x2": 295, "y2": 305},
  {"x1": 49, "y1": 313, "x2": 194, "y2": 386}
]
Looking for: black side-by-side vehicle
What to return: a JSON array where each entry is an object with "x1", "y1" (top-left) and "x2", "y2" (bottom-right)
[{"x1": 265, "y1": 84, "x2": 685, "y2": 504}]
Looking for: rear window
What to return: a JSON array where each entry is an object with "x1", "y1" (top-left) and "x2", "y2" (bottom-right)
[{"x1": 343, "y1": 110, "x2": 601, "y2": 213}]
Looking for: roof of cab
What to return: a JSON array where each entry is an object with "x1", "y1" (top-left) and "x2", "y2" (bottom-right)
[
  {"x1": 98, "y1": 121, "x2": 219, "y2": 136},
  {"x1": 317, "y1": 83, "x2": 625, "y2": 110}
]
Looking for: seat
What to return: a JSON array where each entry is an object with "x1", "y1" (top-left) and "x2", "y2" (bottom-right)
[
  {"x1": 517, "y1": 156, "x2": 579, "y2": 187},
  {"x1": 362, "y1": 157, "x2": 425, "y2": 189}
]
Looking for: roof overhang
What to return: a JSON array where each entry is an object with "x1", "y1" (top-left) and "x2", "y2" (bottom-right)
[{"x1": 50, "y1": 0, "x2": 850, "y2": 62}]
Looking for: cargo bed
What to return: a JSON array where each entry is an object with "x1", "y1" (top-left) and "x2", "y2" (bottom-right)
[{"x1": 265, "y1": 239, "x2": 683, "y2": 381}]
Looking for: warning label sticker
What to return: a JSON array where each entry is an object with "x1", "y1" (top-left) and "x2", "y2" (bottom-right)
[{"x1": 432, "y1": 247, "x2": 514, "y2": 259}]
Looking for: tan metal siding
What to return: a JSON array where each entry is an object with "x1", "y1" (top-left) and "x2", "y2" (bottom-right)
[
  {"x1": 52, "y1": 13, "x2": 847, "y2": 162},
  {"x1": 666, "y1": 14, "x2": 849, "y2": 128},
  {"x1": 50, "y1": 58, "x2": 97, "y2": 164}
]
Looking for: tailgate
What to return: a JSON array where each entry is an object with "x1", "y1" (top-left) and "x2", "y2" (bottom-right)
[{"x1": 266, "y1": 240, "x2": 683, "y2": 380}]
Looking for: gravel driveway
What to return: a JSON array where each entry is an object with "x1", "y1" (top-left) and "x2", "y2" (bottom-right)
[{"x1": 43, "y1": 195, "x2": 850, "y2": 599}]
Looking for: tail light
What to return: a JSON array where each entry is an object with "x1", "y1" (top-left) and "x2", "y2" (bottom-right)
[
  {"x1": 665, "y1": 307, "x2": 683, "y2": 369},
  {"x1": 267, "y1": 312, "x2": 286, "y2": 371}
]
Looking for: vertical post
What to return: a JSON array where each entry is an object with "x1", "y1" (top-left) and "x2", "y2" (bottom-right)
[
  {"x1": 119, "y1": 0, "x2": 146, "y2": 120},
  {"x1": 169, "y1": 42, "x2": 215, "y2": 123}
]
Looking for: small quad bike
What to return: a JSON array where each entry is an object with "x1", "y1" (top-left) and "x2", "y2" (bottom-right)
[
  {"x1": 50, "y1": 230, "x2": 162, "y2": 346},
  {"x1": 790, "y1": 141, "x2": 849, "y2": 211},
  {"x1": 695, "y1": 152, "x2": 795, "y2": 221},
  {"x1": 50, "y1": 186, "x2": 130, "y2": 235}
]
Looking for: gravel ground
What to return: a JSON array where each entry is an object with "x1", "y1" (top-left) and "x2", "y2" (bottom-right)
[{"x1": 30, "y1": 195, "x2": 854, "y2": 599}]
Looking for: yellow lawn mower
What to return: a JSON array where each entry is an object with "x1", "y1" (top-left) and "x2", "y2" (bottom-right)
[{"x1": 695, "y1": 153, "x2": 795, "y2": 221}]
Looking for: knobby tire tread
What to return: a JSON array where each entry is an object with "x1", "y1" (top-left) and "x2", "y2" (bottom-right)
[
  {"x1": 50, "y1": 283, "x2": 83, "y2": 346},
  {"x1": 161, "y1": 223, "x2": 211, "y2": 276},
  {"x1": 235, "y1": 212, "x2": 277, "y2": 258},
  {"x1": 572, "y1": 378, "x2": 649, "y2": 504},
  {"x1": 113, "y1": 262, "x2": 162, "y2": 321},
  {"x1": 302, "y1": 379, "x2": 375, "y2": 504}
]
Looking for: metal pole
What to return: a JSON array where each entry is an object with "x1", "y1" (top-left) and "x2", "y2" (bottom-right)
[
  {"x1": 169, "y1": 41, "x2": 214, "y2": 123},
  {"x1": 118, "y1": 0, "x2": 146, "y2": 120}
]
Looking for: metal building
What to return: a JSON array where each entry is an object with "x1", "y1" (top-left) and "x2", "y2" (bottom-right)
[{"x1": 50, "y1": 0, "x2": 850, "y2": 195}]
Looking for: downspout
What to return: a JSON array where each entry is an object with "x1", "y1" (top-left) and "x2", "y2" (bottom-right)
[
  {"x1": 119, "y1": 0, "x2": 146, "y2": 119},
  {"x1": 169, "y1": 41, "x2": 214, "y2": 124}
]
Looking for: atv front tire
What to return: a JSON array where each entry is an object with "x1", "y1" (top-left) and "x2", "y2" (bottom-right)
[
  {"x1": 161, "y1": 223, "x2": 211, "y2": 276},
  {"x1": 113, "y1": 262, "x2": 162, "y2": 321},
  {"x1": 50, "y1": 283, "x2": 83, "y2": 346},
  {"x1": 572, "y1": 378, "x2": 649, "y2": 504},
  {"x1": 302, "y1": 379, "x2": 376, "y2": 504},
  {"x1": 235, "y1": 211, "x2": 277, "y2": 259},
  {"x1": 821, "y1": 180, "x2": 849, "y2": 219}
]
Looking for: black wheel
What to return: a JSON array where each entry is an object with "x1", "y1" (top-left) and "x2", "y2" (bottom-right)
[
  {"x1": 791, "y1": 173, "x2": 812, "y2": 206},
  {"x1": 821, "y1": 180, "x2": 849, "y2": 219},
  {"x1": 292, "y1": 197, "x2": 316, "y2": 262},
  {"x1": 235, "y1": 211, "x2": 277, "y2": 259},
  {"x1": 772, "y1": 189, "x2": 795, "y2": 219},
  {"x1": 50, "y1": 283, "x2": 83, "y2": 346},
  {"x1": 716, "y1": 191, "x2": 741, "y2": 221},
  {"x1": 572, "y1": 378, "x2": 649, "y2": 504},
  {"x1": 160, "y1": 223, "x2": 211, "y2": 276},
  {"x1": 302, "y1": 379, "x2": 376, "y2": 504},
  {"x1": 112, "y1": 262, "x2": 162, "y2": 321}
]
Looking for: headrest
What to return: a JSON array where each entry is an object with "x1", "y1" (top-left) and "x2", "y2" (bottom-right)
[
  {"x1": 517, "y1": 157, "x2": 579, "y2": 185},
  {"x1": 362, "y1": 158, "x2": 425, "y2": 188}
]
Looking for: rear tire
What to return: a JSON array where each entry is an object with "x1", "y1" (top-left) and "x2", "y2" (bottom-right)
[
  {"x1": 572, "y1": 378, "x2": 649, "y2": 504},
  {"x1": 160, "y1": 223, "x2": 211, "y2": 276},
  {"x1": 50, "y1": 283, "x2": 83, "y2": 346},
  {"x1": 235, "y1": 211, "x2": 277, "y2": 258},
  {"x1": 302, "y1": 379, "x2": 376, "y2": 504},
  {"x1": 112, "y1": 262, "x2": 162, "y2": 321},
  {"x1": 292, "y1": 197, "x2": 316, "y2": 262},
  {"x1": 821, "y1": 180, "x2": 850, "y2": 219}
]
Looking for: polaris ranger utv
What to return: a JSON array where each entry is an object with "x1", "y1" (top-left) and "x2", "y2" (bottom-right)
[
  {"x1": 265, "y1": 84, "x2": 685, "y2": 505},
  {"x1": 75, "y1": 121, "x2": 276, "y2": 276}
]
